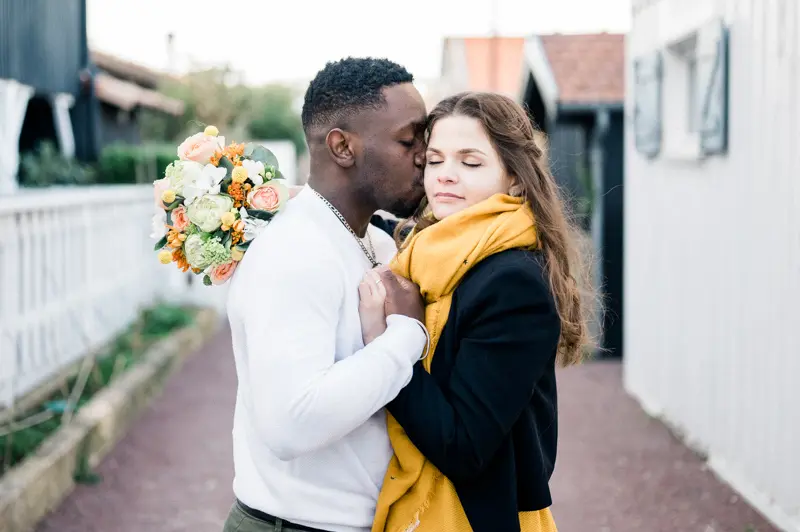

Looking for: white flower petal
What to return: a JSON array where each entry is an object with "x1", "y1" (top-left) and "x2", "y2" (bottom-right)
[{"x1": 150, "y1": 212, "x2": 167, "y2": 240}]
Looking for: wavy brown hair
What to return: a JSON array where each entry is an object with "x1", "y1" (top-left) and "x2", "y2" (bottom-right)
[{"x1": 396, "y1": 92, "x2": 599, "y2": 366}]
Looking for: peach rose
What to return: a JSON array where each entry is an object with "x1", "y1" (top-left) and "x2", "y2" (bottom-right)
[
  {"x1": 208, "y1": 261, "x2": 237, "y2": 285},
  {"x1": 170, "y1": 205, "x2": 189, "y2": 232},
  {"x1": 247, "y1": 182, "x2": 287, "y2": 213},
  {"x1": 177, "y1": 132, "x2": 222, "y2": 164},
  {"x1": 154, "y1": 177, "x2": 170, "y2": 208}
]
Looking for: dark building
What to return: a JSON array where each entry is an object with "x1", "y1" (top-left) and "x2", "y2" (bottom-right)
[
  {"x1": 521, "y1": 33, "x2": 626, "y2": 358},
  {"x1": 0, "y1": 0, "x2": 183, "y2": 193}
]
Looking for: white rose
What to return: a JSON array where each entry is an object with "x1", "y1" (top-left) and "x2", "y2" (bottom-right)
[
  {"x1": 186, "y1": 194, "x2": 234, "y2": 233},
  {"x1": 164, "y1": 160, "x2": 204, "y2": 195}
]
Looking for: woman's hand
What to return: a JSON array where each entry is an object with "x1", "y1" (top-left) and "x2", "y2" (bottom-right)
[{"x1": 358, "y1": 269, "x2": 388, "y2": 344}]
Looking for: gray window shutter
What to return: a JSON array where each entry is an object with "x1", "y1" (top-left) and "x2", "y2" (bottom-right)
[
  {"x1": 698, "y1": 19, "x2": 729, "y2": 156},
  {"x1": 633, "y1": 51, "x2": 663, "y2": 158}
]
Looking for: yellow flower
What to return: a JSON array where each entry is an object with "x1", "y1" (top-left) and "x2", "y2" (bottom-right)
[
  {"x1": 204, "y1": 125, "x2": 219, "y2": 137},
  {"x1": 161, "y1": 189, "x2": 176, "y2": 204},
  {"x1": 158, "y1": 250, "x2": 173, "y2": 264},
  {"x1": 231, "y1": 247, "x2": 245, "y2": 262},
  {"x1": 232, "y1": 166, "x2": 248, "y2": 183},
  {"x1": 220, "y1": 211, "x2": 236, "y2": 227}
]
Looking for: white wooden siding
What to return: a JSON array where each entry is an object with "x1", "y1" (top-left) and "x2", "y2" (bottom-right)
[{"x1": 625, "y1": 0, "x2": 800, "y2": 530}]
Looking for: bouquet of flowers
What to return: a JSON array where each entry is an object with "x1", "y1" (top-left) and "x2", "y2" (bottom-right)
[{"x1": 151, "y1": 125, "x2": 288, "y2": 286}]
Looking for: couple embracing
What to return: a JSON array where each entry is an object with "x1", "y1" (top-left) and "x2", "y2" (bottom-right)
[{"x1": 224, "y1": 56, "x2": 594, "y2": 532}]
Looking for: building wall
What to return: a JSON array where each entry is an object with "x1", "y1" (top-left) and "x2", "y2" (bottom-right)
[
  {"x1": 0, "y1": 0, "x2": 86, "y2": 94},
  {"x1": 625, "y1": 0, "x2": 800, "y2": 529},
  {"x1": 98, "y1": 104, "x2": 141, "y2": 147}
]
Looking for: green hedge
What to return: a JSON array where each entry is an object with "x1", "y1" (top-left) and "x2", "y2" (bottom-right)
[
  {"x1": 0, "y1": 303, "x2": 196, "y2": 475},
  {"x1": 97, "y1": 144, "x2": 177, "y2": 184},
  {"x1": 18, "y1": 141, "x2": 96, "y2": 187}
]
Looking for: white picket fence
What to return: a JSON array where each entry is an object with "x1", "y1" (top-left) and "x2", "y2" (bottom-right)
[{"x1": 0, "y1": 185, "x2": 201, "y2": 409}]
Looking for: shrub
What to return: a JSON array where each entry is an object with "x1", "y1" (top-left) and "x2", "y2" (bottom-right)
[
  {"x1": 18, "y1": 141, "x2": 96, "y2": 187},
  {"x1": 96, "y1": 144, "x2": 176, "y2": 184}
]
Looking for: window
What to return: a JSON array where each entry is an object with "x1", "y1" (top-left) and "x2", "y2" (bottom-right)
[
  {"x1": 664, "y1": 34, "x2": 701, "y2": 158},
  {"x1": 632, "y1": 19, "x2": 729, "y2": 161},
  {"x1": 660, "y1": 20, "x2": 729, "y2": 160},
  {"x1": 686, "y1": 55, "x2": 699, "y2": 133}
]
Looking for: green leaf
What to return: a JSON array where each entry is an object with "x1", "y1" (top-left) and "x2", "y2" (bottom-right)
[
  {"x1": 222, "y1": 231, "x2": 232, "y2": 248},
  {"x1": 166, "y1": 210, "x2": 173, "y2": 226},
  {"x1": 165, "y1": 197, "x2": 184, "y2": 210},
  {"x1": 272, "y1": 169, "x2": 285, "y2": 181},
  {"x1": 244, "y1": 144, "x2": 279, "y2": 169},
  {"x1": 218, "y1": 156, "x2": 235, "y2": 178},
  {"x1": 203, "y1": 275, "x2": 212, "y2": 286},
  {"x1": 245, "y1": 208, "x2": 275, "y2": 221},
  {"x1": 236, "y1": 240, "x2": 252, "y2": 252},
  {"x1": 154, "y1": 235, "x2": 168, "y2": 251}
]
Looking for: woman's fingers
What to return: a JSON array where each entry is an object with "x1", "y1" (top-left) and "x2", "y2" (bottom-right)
[{"x1": 367, "y1": 270, "x2": 387, "y2": 300}]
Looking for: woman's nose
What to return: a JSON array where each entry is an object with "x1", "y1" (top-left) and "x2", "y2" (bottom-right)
[{"x1": 437, "y1": 171, "x2": 457, "y2": 184}]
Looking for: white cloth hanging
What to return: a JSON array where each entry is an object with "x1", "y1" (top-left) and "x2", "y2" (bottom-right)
[
  {"x1": 51, "y1": 93, "x2": 76, "y2": 159},
  {"x1": 0, "y1": 79, "x2": 35, "y2": 194}
]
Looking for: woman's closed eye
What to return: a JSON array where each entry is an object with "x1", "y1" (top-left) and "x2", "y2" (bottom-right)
[{"x1": 426, "y1": 160, "x2": 482, "y2": 168}]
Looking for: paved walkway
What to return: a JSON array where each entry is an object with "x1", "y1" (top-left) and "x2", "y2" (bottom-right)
[{"x1": 37, "y1": 328, "x2": 779, "y2": 532}]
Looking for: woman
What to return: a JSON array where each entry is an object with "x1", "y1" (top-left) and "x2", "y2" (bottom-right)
[{"x1": 358, "y1": 92, "x2": 596, "y2": 532}]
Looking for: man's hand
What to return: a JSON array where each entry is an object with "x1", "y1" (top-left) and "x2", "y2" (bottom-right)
[{"x1": 377, "y1": 268, "x2": 424, "y2": 323}]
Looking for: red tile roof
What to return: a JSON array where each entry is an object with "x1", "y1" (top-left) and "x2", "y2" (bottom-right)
[
  {"x1": 539, "y1": 33, "x2": 625, "y2": 103},
  {"x1": 450, "y1": 33, "x2": 625, "y2": 104}
]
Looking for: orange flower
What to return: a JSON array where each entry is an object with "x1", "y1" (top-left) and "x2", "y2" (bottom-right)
[
  {"x1": 231, "y1": 230, "x2": 244, "y2": 246},
  {"x1": 172, "y1": 249, "x2": 190, "y2": 272},
  {"x1": 209, "y1": 143, "x2": 245, "y2": 167},
  {"x1": 228, "y1": 182, "x2": 246, "y2": 208},
  {"x1": 225, "y1": 142, "x2": 245, "y2": 157},
  {"x1": 166, "y1": 228, "x2": 186, "y2": 248}
]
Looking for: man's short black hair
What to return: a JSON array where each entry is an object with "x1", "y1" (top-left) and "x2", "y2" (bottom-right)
[{"x1": 301, "y1": 57, "x2": 414, "y2": 132}]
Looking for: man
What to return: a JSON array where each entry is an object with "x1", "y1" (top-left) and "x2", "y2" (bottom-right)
[{"x1": 224, "y1": 57, "x2": 429, "y2": 532}]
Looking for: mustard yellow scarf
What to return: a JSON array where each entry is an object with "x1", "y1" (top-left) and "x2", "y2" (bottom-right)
[{"x1": 372, "y1": 194, "x2": 557, "y2": 532}]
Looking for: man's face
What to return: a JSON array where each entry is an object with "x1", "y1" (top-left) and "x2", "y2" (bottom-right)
[{"x1": 354, "y1": 83, "x2": 427, "y2": 217}]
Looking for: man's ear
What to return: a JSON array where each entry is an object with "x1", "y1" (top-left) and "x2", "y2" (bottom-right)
[{"x1": 326, "y1": 128, "x2": 358, "y2": 168}]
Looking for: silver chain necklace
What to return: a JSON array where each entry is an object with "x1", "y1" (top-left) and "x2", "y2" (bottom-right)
[{"x1": 312, "y1": 189, "x2": 380, "y2": 267}]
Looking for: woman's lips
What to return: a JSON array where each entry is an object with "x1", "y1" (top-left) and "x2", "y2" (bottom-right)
[{"x1": 434, "y1": 192, "x2": 464, "y2": 202}]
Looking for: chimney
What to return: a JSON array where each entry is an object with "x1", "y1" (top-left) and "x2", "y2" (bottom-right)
[{"x1": 166, "y1": 32, "x2": 176, "y2": 74}]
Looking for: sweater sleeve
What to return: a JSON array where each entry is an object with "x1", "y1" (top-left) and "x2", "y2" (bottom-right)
[
  {"x1": 243, "y1": 255, "x2": 425, "y2": 461},
  {"x1": 387, "y1": 258, "x2": 561, "y2": 481}
]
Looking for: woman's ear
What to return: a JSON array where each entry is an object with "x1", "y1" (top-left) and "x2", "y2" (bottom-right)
[{"x1": 509, "y1": 180, "x2": 524, "y2": 197}]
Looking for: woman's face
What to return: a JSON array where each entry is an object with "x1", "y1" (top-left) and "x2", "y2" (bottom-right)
[{"x1": 424, "y1": 115, "x2": 512, "y2": 220}]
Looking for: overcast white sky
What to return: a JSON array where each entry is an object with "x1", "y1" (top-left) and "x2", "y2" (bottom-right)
[{"x1": 87, "y1": 0, "x2": 631, "y2": 85}]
